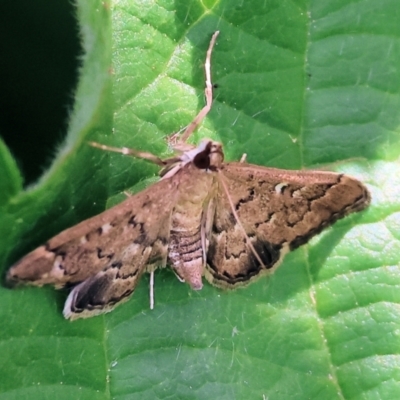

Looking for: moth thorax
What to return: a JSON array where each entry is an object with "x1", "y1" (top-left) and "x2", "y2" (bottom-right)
[{"x1": 193, "y1": 140, "x2": 224, "y2": 171}]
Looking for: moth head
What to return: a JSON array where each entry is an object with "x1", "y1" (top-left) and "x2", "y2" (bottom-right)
[
  {"x1": 160, "y1": 139, "x2": 224, "y2": 179},
  {"x1": 193, "y1": 139, "x2": 224, "y2": 171}
]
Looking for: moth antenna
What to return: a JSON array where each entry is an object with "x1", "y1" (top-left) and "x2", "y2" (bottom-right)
[
  {"x1": 217, "y1": 170, "x2": 267, "y2": 269},
  {"x1": 88, "y1": 141, "x2": 166, "y2": 167},
  {"x1": 172, "y1": 31, "x2": 220, "y2": 145}
]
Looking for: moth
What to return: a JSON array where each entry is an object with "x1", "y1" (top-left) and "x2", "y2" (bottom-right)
[{"x1": 6, "y1": 32, "x2": 370, "y2": 319}]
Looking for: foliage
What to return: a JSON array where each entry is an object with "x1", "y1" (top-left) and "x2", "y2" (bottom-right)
[{"x1": 1, "y1": 0, "x2": 399, "y2": 399}]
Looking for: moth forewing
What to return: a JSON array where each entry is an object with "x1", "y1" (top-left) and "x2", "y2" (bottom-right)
[
  {"x1": 204, "y1": 162, "x2": 370, "y2": 289},
  {"x1": 6, "y1": 176, "x2": 180, "y2": 318}
]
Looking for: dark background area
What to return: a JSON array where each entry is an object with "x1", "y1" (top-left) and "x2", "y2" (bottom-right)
[{"x1": 0, "y1": 0, "x2": 81, "y2": 185}]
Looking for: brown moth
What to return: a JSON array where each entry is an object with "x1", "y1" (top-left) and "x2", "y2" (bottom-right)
[{"x1": 6, "y1": 32, "x2": 370, "y2": 320}]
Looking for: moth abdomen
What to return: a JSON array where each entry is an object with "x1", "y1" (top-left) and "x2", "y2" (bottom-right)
[{"x1": 168, "y1": 228, "x2": 204, "y2": 290}]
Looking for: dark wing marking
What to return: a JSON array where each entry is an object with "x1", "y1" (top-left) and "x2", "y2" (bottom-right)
[{"x1": 205, "y1": 162, "x2": 370, "y2": 288}]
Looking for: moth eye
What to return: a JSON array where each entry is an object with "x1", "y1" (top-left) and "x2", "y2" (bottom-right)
[{"x1": 193, "y1": 152, "x2": 211, "y2": 169}]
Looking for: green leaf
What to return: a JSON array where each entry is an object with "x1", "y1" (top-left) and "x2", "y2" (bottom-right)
[
  {"x1": 1, "y1": 0, "x2": 400, "y2": 399},
  {"x1": 0, "y1": 137, "x2": 23, "y2": 206}
]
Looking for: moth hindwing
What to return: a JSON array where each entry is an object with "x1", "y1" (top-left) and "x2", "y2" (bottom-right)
[{"x1": 6, "y1": 31, "x2": 370, "y2": 319}]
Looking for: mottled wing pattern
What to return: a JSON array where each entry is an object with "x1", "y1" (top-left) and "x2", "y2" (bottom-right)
[
  {"x1": 205, "y1": 162, "x2": 370, "y2": 288},
  {"x1": 7, "y1": 177, "x2": 180, "y2": 319}
]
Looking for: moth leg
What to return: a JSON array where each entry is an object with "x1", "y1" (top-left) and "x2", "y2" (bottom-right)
[
  {"x1": 200, "y1": 217, "x2": 207, "y2": 268},
  {"x1": 172, "y1": 268, "x2": 185, "y2": 283},
  {"x1": 145, "y1": 237, "x2": 169, "y2": 310},
  {"x1": 149, "y1": 270, "x2": 154, "y2": 310},
  {"x1": 88, "y1": 141, "x2": 166, "y2": 167},
  {"x1": 239, "y1": 153, "x2": 247, "y2": 163},
  {"x1": 201, "y1": 197, "x2": 216, "y2": 266},
  {"x1": 90, "y1": 31, "x2": 219, "y2": 165},
  {"x1": 168, "y1": 31, "x2": 219, "y2": 148}
]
